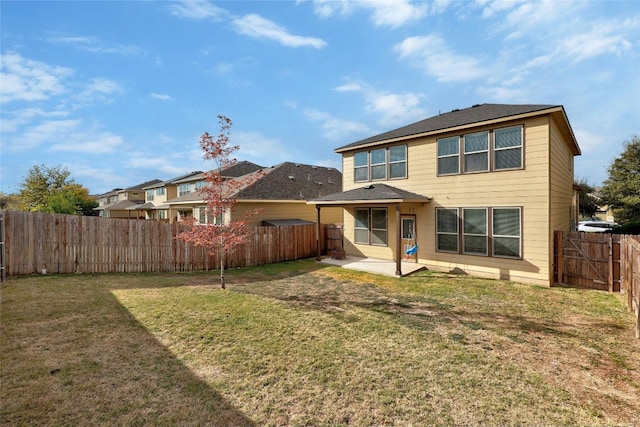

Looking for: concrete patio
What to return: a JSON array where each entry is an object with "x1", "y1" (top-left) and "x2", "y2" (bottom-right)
[{"x1": 319, "y1": 255, "x2": 427, "y2": 277}]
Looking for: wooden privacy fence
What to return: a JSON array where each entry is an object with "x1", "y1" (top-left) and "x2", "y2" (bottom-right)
[
  {"x1": 621, "y1": 235, "x2": 640, "y2": 339},
  {"x1": 554, "y1": 230, "x2": 640, "y2": 339},
  {"x1": 2, "y1": 211, "x2": 324, "y2": 277},
  {"x1": 554, "y1": 231, "x2": 622, "y2": 292}
]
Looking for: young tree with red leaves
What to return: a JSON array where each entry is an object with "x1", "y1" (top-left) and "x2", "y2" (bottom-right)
[{"x1": 176, "y1": 115, "x2": 261, "y2": 288}]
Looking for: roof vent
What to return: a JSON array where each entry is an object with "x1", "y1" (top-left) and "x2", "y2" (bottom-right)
[
  {"x1": 451, "y1": 108, "x2": 460, "y2": 112},
  {"x1": 288, "y1": 176, "x2": 295, "y2": 180},
  {"x1": 364, "y1": 184, "x2": 374, "y2": 189},
  {"x1": 472, "y1": 104, "x2": 481, "y2": 108}
]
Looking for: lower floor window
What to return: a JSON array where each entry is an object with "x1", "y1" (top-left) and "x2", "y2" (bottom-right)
[
  {"x1": 354, "y1": 208, "x2": 388, "y2": 246},
  {"x1": 436, "y1": 207, "x2": 521, "y2": 258}
]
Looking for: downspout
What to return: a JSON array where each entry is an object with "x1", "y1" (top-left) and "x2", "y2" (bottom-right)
[
  {"x1": 395, "y1": 204, "x2": 402, "y2": 276},
  {"x1": 315, "y1": 205, "x2": 322, "y2": 261}
]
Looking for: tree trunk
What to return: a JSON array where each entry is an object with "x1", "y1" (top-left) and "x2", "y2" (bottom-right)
[{"x1": 220, "y1": 252, "x2": 225, "y2": 289}]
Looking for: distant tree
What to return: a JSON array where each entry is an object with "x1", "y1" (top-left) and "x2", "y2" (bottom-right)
[
  {"x1": 0, "y1": 193, "x2": 20, "y2": 211},
  {"x1": 600, "y1": 135, "x2": 640, "y2": 224},
  {"x1": 176, "y1": 116, "x2": 262, "y2": 288},
  {"x1": 49, "y1": 184, "x2": 98, "y2": 215},
  {"x1": 574, "y1": 178, "x2": 600, "y2": 219},
  {"x1": 17, "y1": 164, "x2": 97, "y2": 215}
]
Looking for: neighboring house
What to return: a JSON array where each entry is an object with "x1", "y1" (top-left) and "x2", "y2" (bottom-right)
[
  {"x1": 94, "y1": 179, "x2": 162, "y2": 218},
  {"x1": 167, "y1": 161, "x2": 343, "y2": 226},
  {"x1": 309, "y1": 104, "x2": 581, "y2": 285},
  {"x1": 164, "y1": 161, "x2": 264, "y2": 223},
  {"x1": 137, "y1": 171, "x2": 204, "y2": 221}
]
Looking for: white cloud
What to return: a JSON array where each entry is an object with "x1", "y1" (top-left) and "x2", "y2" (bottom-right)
[
  {"x1": 232, "y1": 14, "x2": 327, "y2": 49},
  {"x1": 150, "y1": 93, "x2": 173, "y2": 101},
  {"x1": 368, "y1": 0, "x2": 428, "y2": 28},
  {"x1": 309, "y1": 0, "x2": 429, "y2": 28},
  {"x1": 394, "y1": 35, "x2": 487, "y2": 82},
  {"x1": 304, "y1": 108, "x2": 371, "y2": 140},
  {"x1": 214, "y1": 56, "x2": 258, "y2": 74},
  {"x1": 50, "y1": 132, "x2": 123, "y2": 154},
  {"x1": 70, "y1": 78, "x2": 123, "y2": 109},
  {"x1": 334, "y1": 81, "x2": 427, "y2": 126},
  {"x1": 232, "y1": 130, "x2": 291, "y2": 165},
  {"x1": 557, "y1": 18, "x2": 637, "y2": 63},
  {"x1": 573, "y1": 128, "x2": 606, "y2": 155},
  {"x1": 476, "y1": 85, "x2": 529, "y2": 103},
  {"x1": 168, "y1": 0, "x2": 227, "y2": 20},
  {"x1": 0, "y1": 108, "x2": 68, "y2": 133},
  {"x1": 47, "y1": 34, "x2": 144, "y2": 56},
  {"x1": 3, "y1": 115, "x2": 123, "y2": 154},
  {"x1": 0, "y1": 52, "x2": 71, "y2": 104},
  {"x1": 334, "y1": 82, "x2": 364, "y2": 92}
]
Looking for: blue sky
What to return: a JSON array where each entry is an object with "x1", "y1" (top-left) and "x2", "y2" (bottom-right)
[{"x1": 1, "y1": 0, "x2": 639, "y2": 195}]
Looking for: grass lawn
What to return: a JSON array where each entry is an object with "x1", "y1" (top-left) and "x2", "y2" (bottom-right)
[{"x1": 1, "y1": 259, "x2": 639, "y2": 426}]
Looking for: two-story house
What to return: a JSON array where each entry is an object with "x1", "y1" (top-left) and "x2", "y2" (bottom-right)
[
  {"x1": 164, "y1": 161, "x2": 264, "y2": 223},
  {"x1": 94, "y1": 179, "x2": 162, "y2": 218},
  {"x1": 168, "y1": 161, "x2": 343, "y2": 226},
  {"x1": 137, "y1": 171, "x2": 204, "y2": 221},
  {"x1": 309, "y1": 104, "x2": 581, "y2": 286}
]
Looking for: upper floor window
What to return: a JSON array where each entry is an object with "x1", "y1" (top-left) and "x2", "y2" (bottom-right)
[
  {"x1": 198, "y1": 207, "x2": 224, "y2": 225},
  {"x1": 157, "y1": 187, "x2": 165, "y2": 196},
  {"x1": 178, "y1": 183, "x2": 191, "y2": 197},
  {"x1": 146, "y1": 189, "x2": 154, "y2": 201},
  {"x1": 437, "y1": 137, "x2": 460, "y2": 175},
  {"x1": 464, "y1": 132, "x2": 489, "y2": 173},
  {"x1": 354, "y1": 145, "x2": 407, "y2": 182},
  {"x1": 195, "y1": 180, "x2": 206, "y2": 190},
  {"x1": 437, "y1": 125, "x2": 523, "y2": 176},
  {"x1": 494, "y1": 126, "x2": 523, "y2": 170}
]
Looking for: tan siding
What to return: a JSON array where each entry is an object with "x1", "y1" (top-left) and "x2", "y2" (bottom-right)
[
  {"x1": 340, "y1": 116, "x2": 561, "y2": 285},
  {"x1": 232, "y1": 201, "x2": 342, "y2": 226}
]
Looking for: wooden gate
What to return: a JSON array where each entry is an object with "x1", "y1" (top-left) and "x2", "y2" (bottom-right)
[
  {"x1": 325, "y1": 224, "x2": 343, "y2": 252},
  {"x1": 553, "y1": 231, "x2": 621, "y2": 292}
]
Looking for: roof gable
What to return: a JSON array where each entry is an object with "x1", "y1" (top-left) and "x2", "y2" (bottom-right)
[{"x1": 167, "y1": 162, "x2": 343, "y2": 204}]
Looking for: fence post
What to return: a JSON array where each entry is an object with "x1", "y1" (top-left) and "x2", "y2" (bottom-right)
[
  {"x1": 0, "y1": 211, "x2": 5, "y2": 282},
  {"x1": 608, "y1": 233, "x2": 613, "y2": 292},
  {"x1": 556, "y1": 231, "x2": 564, "y2": 285}
]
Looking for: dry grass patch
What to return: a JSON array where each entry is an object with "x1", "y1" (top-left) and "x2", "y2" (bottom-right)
[{"x1": 2, "y1": 259, "x2": 639, "y2": 426}]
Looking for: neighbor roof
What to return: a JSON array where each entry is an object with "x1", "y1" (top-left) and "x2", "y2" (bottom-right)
[
  {"x1": 143, "y1": 171, "x2": 203, "y2": 189},
  {"x1": 308, "y1": 183, "x2": 431, "y2": 205},
  {"x1": 235, "y1": 162, "x2": 342, "y2": 200},
  {"x1": 122, "y1": 179, "x2": 163, "y2": 191},
  {"x1": 336, "y1": 103, "x2": 567, "y2": 152},
  {"x1": 166, "y1": 162, "x2": 343, "y2": 205}
]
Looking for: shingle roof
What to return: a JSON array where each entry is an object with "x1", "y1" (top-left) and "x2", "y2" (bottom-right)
[
  {"x1": 166, "y1": 162, "x2": 342, "y2": 204},
  {"x1": 220, "y1": 160, "x2": 264, "y2": 178},
  {"x1": 124, "y1": 179, "x2": 163, "y2": 191},
  {"x1": 94, "y1": 200, "x2": 144, "y2": 211},
  {"x1": 336, "y1": 103, "x2": 561, "y2": 152},
  {"x1": 144, "y1": 171, "x2": 203, "y2": 189},
  {"x1": 235, "y1": 162, "x2": 342, "y2": 200},
  {"x1": 309, "y1": 183, "x2": 431, "y2": 204}
]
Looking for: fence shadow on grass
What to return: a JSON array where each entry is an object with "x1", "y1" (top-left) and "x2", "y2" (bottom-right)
[{"x1": 0, "y1": 276, "x2": 255, "y2": 427}]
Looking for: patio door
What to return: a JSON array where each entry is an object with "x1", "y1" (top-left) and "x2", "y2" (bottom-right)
[{"x1": 401, "y1": 215, "x2": 417, "y2": 262}]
